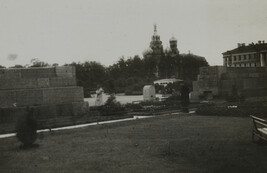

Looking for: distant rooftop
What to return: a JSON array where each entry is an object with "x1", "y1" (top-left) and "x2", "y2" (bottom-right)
[{"x1": 222, "y1": 40, "x2": 267, "y2": 55}]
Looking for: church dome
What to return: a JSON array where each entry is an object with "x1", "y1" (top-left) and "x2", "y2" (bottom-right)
[
  {"x1": 143, "y1": 47, "x2": 153, "y2": 56},
  {"x1": 169, "y1": 36, "x2": 177, "y2": 42},
  {"x1": 165, "y1": 46, "x2": 172, "y2": 54}
]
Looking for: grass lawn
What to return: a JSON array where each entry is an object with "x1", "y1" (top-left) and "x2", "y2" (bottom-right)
[{"x1": 0, "y1": 114, "x2": 267, "y2": 173}]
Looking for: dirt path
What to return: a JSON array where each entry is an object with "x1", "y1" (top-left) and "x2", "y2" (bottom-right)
[{"x1": 0, "y1": 114, "x2": 266, "y2": 173}]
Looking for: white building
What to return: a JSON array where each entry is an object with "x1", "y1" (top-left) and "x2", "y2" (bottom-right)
[{"x1": 153, "y1": 78, "x2": 183, "y2": 87}]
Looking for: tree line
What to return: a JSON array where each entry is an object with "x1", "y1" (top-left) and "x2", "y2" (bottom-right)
[{"x1": 0, "y1": 54, "x2": 208, "y2": 96}]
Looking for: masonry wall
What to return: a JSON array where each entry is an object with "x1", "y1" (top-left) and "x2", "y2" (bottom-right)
[
  {"x1": 192, "y1": 66, "x2": 267, "y2": 100},
  {"x1": 0, "y1": 66, "x2": 89, "y2": 134},
  {"x1": 0, "y1": 66, "x2": 76, "y2": 90}
]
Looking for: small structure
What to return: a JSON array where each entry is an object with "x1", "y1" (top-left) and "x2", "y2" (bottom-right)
[
  {"x1": 153, "y1": 78, "x2": 182, "y2": 87},
  {"x1": 143, "y1": 85, "x2": 156, "y2": 101}
]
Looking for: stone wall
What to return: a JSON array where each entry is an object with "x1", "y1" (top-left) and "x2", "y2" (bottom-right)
[
  {"x1": 0, "y1": 87, "x2": 84, "y2": 108},
  {"x1": 192, "y1": 66, "x2": 267, "y2": 100},
  {"x1": 0, "y1": 66, "x2": 89, "y2": 134},
  {"x1": 0, "y1": 66, "x2": 76, "y2": 90}
]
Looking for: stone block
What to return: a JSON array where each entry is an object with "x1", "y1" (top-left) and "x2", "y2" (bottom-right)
[
  {"x1": 72, "y1": 101, "x2": 89, "y2": 116},
  {"x1": 243, "y1": 78, "x2": 267, "y2": 89},
  {"x1": 248, "y1": 73, "x2": 260, "y2": 78},
  {"x1": 0, "y1": 91, "x2": 17, "y2": 108},
  {"x1": 37, "y1": 78, "x2": 50, "y2": 88},
  {"x1": 42, "y1": 87, "x2": 84, "y2": 105},
  {"x1": 49, "y1": 77, "x2": 76, "y2": 87},
  {"x1": 21, "y1": 67, "x2": 56, "y2": 78},
  {"x1": 55, "y1": 66, "x2": 75, "y2": 78},
  {"x1": 56, "y1": 104, "x2": 74, "y2": 117},
  {"x1": 0, "y1": 78, "x2": 38, "y2": 90},
  {"x1": 16, "y1": 89, "x2": 43, "y2": 106},
  {"x1": 242, "y1": 88, "x2": 267, "y2": 97},
  {"x1": 34, "y1": 105, "x2": 57, "y2": 119}
]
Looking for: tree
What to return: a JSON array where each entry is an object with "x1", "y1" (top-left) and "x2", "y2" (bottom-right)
[
  {"x1": 66, "y1": 61, "x2": 107, "y2": 97},
  {"x1": 30, "y1": 58, "x2": 50, "y2": 67},
  {"x1": 16, "y1": 107, "x2": 38, "y2": 147},
  {"x1": 9, "y1": 65, "x2": 24, "y2": 68},
  {"x1": 143, "y1": 55, "x2": 158, "y2": 78},
  {"x1": 181, "y1": 54, "x2": 209, "y2": 81},
  {"x1": 0, "y1": 65, "x2": 6, "y2": 68}
]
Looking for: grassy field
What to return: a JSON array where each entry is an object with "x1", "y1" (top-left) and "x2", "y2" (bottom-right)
[{"x1": 0, "y1": 114, "x2": 266, "y2": 173}]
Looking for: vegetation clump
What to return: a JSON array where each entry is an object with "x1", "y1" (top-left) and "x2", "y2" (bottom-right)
[
  {"x1": 99, "y1": 95, "x2": 126, "y2": 116},
  {"x1": 16, "y1": 107, "x2": 38, "y2": 147}
]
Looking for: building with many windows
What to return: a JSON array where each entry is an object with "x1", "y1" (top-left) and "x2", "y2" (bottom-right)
[{"x1": 222, "y1": 41, "x2": 267, "y2": 67}]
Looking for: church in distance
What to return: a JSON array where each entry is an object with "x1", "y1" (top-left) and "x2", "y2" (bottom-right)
[{"x1": 142, "y1": 25, "x2": 208, "y2": 81}]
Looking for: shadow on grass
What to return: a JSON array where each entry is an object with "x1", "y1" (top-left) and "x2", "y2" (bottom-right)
[{"x1": 19, "y1": 143, "x2": 39, "y2": 150}]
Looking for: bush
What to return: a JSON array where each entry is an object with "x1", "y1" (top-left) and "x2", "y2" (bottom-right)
[
  {"x1": 125, "y1": 103, "x2": 143, "y2": 111},
  {"x1": 99, "y1": 95, "x2": 126, "y2": 116},
  {"x1": 166, "y1": 93, "x2": 181, "y2": 101},
  {"x1": 16, "y1": 107, "x2": 38, "y2": 147}
]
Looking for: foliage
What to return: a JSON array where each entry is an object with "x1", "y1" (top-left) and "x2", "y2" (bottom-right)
[
  {"x1": 105, "y1": 55, "x2": 156, "y2": 94},
  {"x1": 0, "y1": 65, "x2": 6, "y2": 68},
  {"x1": 5, "y1": 52, "x2": 208, "y2": 96},
  {"x1": 16, "y1": 107, "x2": 38, "y2": 147},
  {"x1": 99, "y1": 95, "x2": 126, "y2": 116},
  {"x1": 125, "y1": 103, "x2": 143, "y2": 111},
  {"x1": 30, "y1": 58, "x2": 50, "y2": 67},
  {"x1": 65, "y1": 61, "x2": 107, "y2": 97},
  {"x1": 166, "y1": 93, "x2": 181, "y2": 101},
  {"x1": 9, "y1": 65, "x2": 24, "y2": 68}
]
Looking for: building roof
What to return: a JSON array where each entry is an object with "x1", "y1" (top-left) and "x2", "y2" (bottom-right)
[
  {"x1": 222, "y1": 42, "x2": 267, "y2": 55},
  {"x1": 154, "y1": 78, "x2": 183, "y2": 84}
]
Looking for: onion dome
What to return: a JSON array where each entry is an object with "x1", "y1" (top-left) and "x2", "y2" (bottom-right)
[
  {"x1": 143, "y1": 47, "x2": 153, "y2": 56},
  {"x1": 169, "y1": 36, "x2": 177, "y2": 42},
  {"x1": 165, "y1": 46, "x2": 172, "y2": 54}
]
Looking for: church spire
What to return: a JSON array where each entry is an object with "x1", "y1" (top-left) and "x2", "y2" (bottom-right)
[{"x1": 154, "y1": 24, "x2": 157, "y2": 35}]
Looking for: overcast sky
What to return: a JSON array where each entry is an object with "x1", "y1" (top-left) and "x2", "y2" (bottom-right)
[{"x1": 1, "y1": 0, "x2": 267, "y2": 67}]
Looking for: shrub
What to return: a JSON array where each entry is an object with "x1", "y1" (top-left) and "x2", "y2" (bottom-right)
[
  {"x1": 125, "y1": 103, "x2": 143, "y2": 111},
  {"x1": 166, "y1": 93, "x2": 181, "y2": 101},
  {"x1": 100, "y1": 95, "x2": 126, "y2": 116},
  {"x1": 16, "y1": 107, "x2": 38, "y2": 147}
]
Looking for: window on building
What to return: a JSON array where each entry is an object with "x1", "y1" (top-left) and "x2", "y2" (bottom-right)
[
  {"x1": 244, "y1": 55, "x2": 247, "y2": 60},
  {"x1": 239, "y1": 55, "x2": 241, "y2": 61},
  {"x1": 234, "y1": 56, "x2": 236, "y2": 61},
  {"x1": 248, "y1": 54, "x2": 251, "y2": 60}
]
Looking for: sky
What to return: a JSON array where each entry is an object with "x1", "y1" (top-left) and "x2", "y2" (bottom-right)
[{"x1": 1, "y1": 0, "x2": 267, "y2": 67}]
